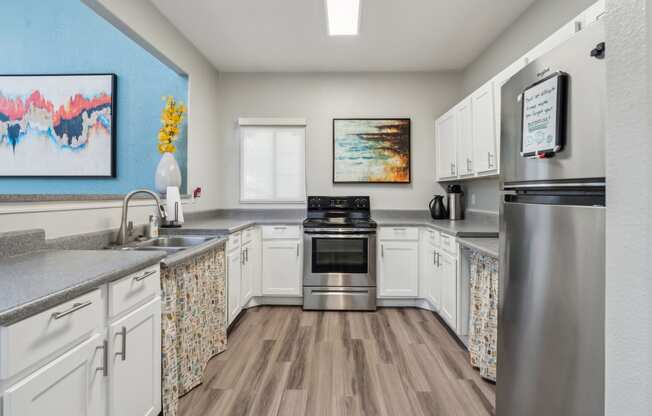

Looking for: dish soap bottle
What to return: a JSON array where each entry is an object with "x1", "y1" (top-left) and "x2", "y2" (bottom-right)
[{"x1": 147, "y1": 215, "x2": 159, "y2": 238}]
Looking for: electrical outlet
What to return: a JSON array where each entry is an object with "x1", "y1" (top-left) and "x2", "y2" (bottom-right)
[{"x1": 471, "y1": 193, "x2": 476, "y2": 205}]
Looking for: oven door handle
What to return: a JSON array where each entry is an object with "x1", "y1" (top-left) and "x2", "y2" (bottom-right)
[{"x1": 304, "y1": 232, "x2": 375, "y2": 238}]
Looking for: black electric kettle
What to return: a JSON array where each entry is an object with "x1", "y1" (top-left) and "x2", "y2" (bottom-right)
[{"x1": 429, "y1": 195, "x2": 448, "y2": 219}]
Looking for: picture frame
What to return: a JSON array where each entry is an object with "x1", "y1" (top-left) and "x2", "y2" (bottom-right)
[
  {"x1": 332, "y1": 118, "x2": 411, "y2": 184},
  {"x1": 0, "y1": 73, "x2": 117, "y2": 177}
]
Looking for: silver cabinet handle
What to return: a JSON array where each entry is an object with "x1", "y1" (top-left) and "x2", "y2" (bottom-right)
[
  {"x1": 133, "y1": 270, "x2": 157, "y2": 282},
  {"x1": 467, "y1": 158, "x2": 472, "y2": 172},
  {"x1": 450, "y1": 163, "x2": 454, "y2": 175},
  {"x1": 96, "y1": 340, "x2": 108, "y2": 377},
  {"x1": 393, "y1": 227, "x2": 407, "y2": 231},
  {"x1": 433, "y1": 250, "x2": 436, "y2": 265},
  {"x1": 274, "y1": 226, "x2": 287, "y2": 230},
  {"x1": 436, "y1": 252, "x2": 440, "y2": 267},
  {"x1": 117, "y1": 326, "x2": 127, "y2": 361},
  {"x1": 381, "y1": 244, "x2": 384, "y2": 257},
  {"x1": 245, "y1": 248, "x2": 249, "y2": 263},
  {"x1": 51, "y1": 301, "x2": 92, "y2": 320},
  {"x1": 488, "y1": 152, "x2": 494, "y2": 168},
  {"x1": 296, "y1": 243, "x2": 300, "y2": 257},
  {"x1": 241, "y1": 250, "x2": 246, "y2": 265}
]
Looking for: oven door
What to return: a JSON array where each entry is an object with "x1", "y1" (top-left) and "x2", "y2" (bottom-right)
[{"x1": 303, "y1": 231, "x2": 376, "y2": 287}]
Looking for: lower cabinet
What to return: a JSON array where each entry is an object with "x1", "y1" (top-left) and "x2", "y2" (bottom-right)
[
  {"x1": 1, "y1": 266, "x2": 162, "y2": 416},
  {"x1": 108, "y1": 298, "x2": 161, "y2": 416},
  {"x1": 261, "y1": 239, "x2": 302, "y2": 296},
  {"x1": 419, "y1": 238, "x2": 439, "y2": 309},
  {"x1": 226, "y1": 244, "x2": 242, "y2": 325},
  {"x1": 2, "y1": 333, "x2": 105, "y2": 416},
  {"x1": 379, "y1": 240, "x2": 419, "y2": 297},
  {"x1": 439, "y1": 250, "x2": 458, "y2": 331}
]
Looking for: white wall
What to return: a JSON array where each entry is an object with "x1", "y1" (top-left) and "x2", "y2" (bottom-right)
[
  {"x1": 0, "y1": 0, "x2": 221, "y2": 238},
  {"x1": 604, "y1": 1, "x2": 651, "y2": 415},
  {"x1": 458, "y1": 0, "x2": 597, "y2": 213},
  {"x1": 216, "y1": 72, "x2": 462, "y2": 210}
]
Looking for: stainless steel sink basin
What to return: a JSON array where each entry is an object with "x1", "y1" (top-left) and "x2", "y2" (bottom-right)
[
  {"x1": 137, "y1": 236, "x2": 213, "y2": 248},
  {"x1": 108, "y1": 235, "x2": 218, "y2": 253}
]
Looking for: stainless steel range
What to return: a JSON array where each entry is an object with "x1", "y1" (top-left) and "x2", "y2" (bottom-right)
[{"x1": 303, "y1": 196, "x2": 377, "y2": 311}]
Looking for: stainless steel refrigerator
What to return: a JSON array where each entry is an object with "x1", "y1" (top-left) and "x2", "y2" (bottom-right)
[{"x1": 498, "y1": 21, "x2": 606, "y2": 416}]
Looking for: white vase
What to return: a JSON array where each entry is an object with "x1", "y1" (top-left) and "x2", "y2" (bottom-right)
[{"x1": 154, "y1": 152, "x2": 182, "y2": 195}]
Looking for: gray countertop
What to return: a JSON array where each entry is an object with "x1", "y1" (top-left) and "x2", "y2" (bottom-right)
[
  {"x1": 179, "y1": 209, "x2": 498, "y2": 238},
  {"x1": 0, "y1": 249, "x2": 166, "y2": 326},
  {"x1": 373, "y1": 210, "x2": 499, "y2": 237},
  {"x1": 458, "y1": 237, "x2": 500, "y2": 258}
]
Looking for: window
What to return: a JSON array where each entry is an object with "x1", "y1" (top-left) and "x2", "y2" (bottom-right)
[{"x1": 239, "y1": 119, "x2": 306, "y2": 203}]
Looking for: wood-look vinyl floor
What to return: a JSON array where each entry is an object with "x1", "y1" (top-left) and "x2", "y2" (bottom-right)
[{"x1": 178, "y1": 307, "x2": 495, "y2": 416}]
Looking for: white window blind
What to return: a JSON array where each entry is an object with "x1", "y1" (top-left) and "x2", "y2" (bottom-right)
[{"x1": 240, "y1": 121, "x2": 306, "y2": 203}]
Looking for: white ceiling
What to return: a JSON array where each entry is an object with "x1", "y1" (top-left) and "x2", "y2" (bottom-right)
[{"x1": 150, "y1": 0, "x2": 537, "y2": 72}]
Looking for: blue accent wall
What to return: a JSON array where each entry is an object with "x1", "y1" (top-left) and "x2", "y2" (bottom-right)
[{"x1": 0, "y1": 0, "x2": 188, "y2": 194}]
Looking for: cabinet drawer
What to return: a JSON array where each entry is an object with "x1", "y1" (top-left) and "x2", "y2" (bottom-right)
[
  {"x1": 422, "y1": 228, "x2": 440, "y2": 246},
  {"x1": 227, "y1": 232, "x2": 241, "y2": 251},
  {"x1": 440, "y1": 233, "x2": 458, "y2": 256},
  {"x1": 261, "y1": 225, "x2": 301, "y2": 240},
  {"x1": 0, "y1": 289, "x2": 103, "y2": 380},
  {"x1": 379, "y1": 227, "x2": 419, "y2": 241},
  {"x1": 242, "y1": 227, "x2": 257, "y2": 244},
  {"x1": 108, "y1": 265, "x2": 160, "y2": 318}
]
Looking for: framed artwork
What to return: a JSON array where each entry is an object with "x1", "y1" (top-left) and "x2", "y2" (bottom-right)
[
  {"x1": 0, "y1": 74, "x2": 116, "y2": 177},
  {"x1": 333, "y1": 118, "x2": 411, "y2": 183}
]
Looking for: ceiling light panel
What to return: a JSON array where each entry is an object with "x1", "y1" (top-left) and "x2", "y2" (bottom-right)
[{"x1": 326, "y1": 0, "x2": 360, "y2": 36}]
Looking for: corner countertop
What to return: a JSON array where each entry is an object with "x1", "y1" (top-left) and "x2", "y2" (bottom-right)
[
  {"x1": 458, "y1": 237, "x2": 500, "y2": 258},
  {"x1": 0, "y1": 249, "x2": 166, "y2": 326},
  {"x1": 373, "y1": 210, "x2": 499, "y2": 237},
  {"x1": 179, "y1": 209, "x2": 305, "y2": 234}
]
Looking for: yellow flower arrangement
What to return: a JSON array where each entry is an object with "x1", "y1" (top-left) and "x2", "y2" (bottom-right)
[{"x1": 157, "y1": 96, "x2": 186, "y2": 154}]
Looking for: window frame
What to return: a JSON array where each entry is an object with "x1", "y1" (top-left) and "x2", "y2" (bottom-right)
[{"x1": 238, "y1": 118, "x2": 307, "y2": 204}]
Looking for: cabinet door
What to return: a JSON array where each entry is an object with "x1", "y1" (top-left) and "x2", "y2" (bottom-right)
[
  {"x1": 245, "y1": 231, "x2": 262, "y2": 298},
  {"x1": 109, "y1": 298, "x2": 161, "y2": 416},
  {"x1": 419, "y1": 239, "x2": 439, "y2": 309},
  {"x1": 227, "y1": 248, "x2": 242, "y2": 324},
  {"x1": 241, "y1": 242, "x2": 253, "y2": 307},
  {"x1": 456, "y1": 98, "x2": 474, "y2": 176},
  {"x1": 379, "y1": 241, "x2": 419, "y2": 298},
  {"x1": 3, "y1": 334, "x2": 105, "y2": 416},
  {"x1": 439, "y1": 251, "x2": 458, "y2": 331},
  {"x1": 472, "y1": 82, "x2": 498, "y2": 174},
  {"x1": 262, "y1": 240, "x2": 302, "y2": 296},
  {"x1": 435, "y1": 110, "x2": 457, "y2": 180}
]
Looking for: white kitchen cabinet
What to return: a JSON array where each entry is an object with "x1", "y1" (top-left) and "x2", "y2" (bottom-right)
[
  {"x1": 472, "y1": 81, "x2": 498, "y2": 175},
  {"x1": 419, "y1": 234, "x2": 439, "y2": 309},
  {"x1": 241, "y1": 228, "x2": 261, "y2": 305},
  {"x1": 2, "y1": 333, "x2": 105, "y2": 416},
  {"x1": 226, "y1": 243, "x2": 243, "y2": 325},
  {"x1": 379, "y1": 241, "x2": 419, "y2": 298},
  {"x1": 108, "y1": 297, "x2": 161, "y2": 416},
  {"x1": 439, "y1": 250, "x2": 458, "y2": 331},
  {"x1": 261, "y1": 239, "x2": 302, "y2": 296},
  {"x1": 456, "y1": 98, "x2": 474, "y2": 177},
  {"x1": 435, "y1": 109, "x2": 457, "y2": 180}
]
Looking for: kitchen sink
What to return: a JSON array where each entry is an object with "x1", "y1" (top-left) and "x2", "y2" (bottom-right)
[
  {"x1": 108, "y1": 235, "x2": 218, "y2": 253},
  {"x1": 137, "y1": 236, "x2": 213, "y2": 248}
]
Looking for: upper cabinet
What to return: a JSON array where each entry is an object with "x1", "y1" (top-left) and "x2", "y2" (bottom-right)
[
  {"x1": 472, "y1": 82, "x2": 497, "y2": 175},
  {"x1": 435, "y1": 109, "x2": 457, "y2": 180},
  {"x1": 435, "y1": 0, "x2": 605, "y2": 182}
]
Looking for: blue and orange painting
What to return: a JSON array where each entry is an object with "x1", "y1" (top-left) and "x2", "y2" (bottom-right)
[
  {"x1": 0, "y1": 74, "x2": 115, "y2": 177},
  {"x1": 333, "y1": 119, "x2": 411, "y2": 183}
]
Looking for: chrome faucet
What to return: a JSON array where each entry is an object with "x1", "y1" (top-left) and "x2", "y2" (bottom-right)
[{"x1": 114, "y1": 189, "x2": 167, "y2": 245}]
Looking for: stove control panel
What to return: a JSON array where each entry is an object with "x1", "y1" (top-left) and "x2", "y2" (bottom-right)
[{"x1": 307, "y1": 196, "x2": 370, "y2": 211}]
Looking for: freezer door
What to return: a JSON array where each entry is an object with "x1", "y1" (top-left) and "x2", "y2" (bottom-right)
[
  {"x1": 500, "y1": 22, "x2": 605, "y2": 186},
  {"x1": 498, "y1": 201, "x2": 604, "y2": 416}
]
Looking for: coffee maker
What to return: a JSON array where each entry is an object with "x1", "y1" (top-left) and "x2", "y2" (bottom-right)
[{"x1": 447, "y1": 184, "x2": 464, "y2": 220}]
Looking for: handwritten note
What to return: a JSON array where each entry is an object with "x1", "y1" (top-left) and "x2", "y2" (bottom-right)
[{"x1": 522, "y1": 75, "x2": 561, "y2": 155}]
